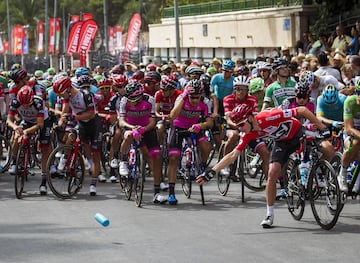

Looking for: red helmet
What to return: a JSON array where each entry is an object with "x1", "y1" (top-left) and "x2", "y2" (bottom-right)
[
  {"x1": 112, "y1": 74, "x2": 128, "y2": 88},
  {"x1": 230, "y1": 104, "x2": 252, "y2": 126},
  {"x1": 17, "y1": 86, "x2": 34, "y2": 105},
  {"x1": 160, "y1": 75, "x2": 178, "y2": 90},
  {"x1": 53, "y1": 76, "x2": 72, "y2": 94},
  {"x1": 146, "y1": 64, "x2": 157, "y2": 71},
  {"x1": 131, "y1": 71, "x2": 145, "y2": 82},
  {"x1": 97, "y1": 77, "x2": 112, "y2": 88}
]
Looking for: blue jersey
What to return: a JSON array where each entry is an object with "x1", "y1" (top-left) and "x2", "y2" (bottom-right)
[
  {"x1": 316, "y1": 93, "x2": 346, "y2": 121},
  {"x1": 210, "y1": 73, "x2": 234, "y2": 100}
]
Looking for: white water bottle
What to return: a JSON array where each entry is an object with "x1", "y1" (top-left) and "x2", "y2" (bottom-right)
[
  {"x1": 299, "y1": 161, "x2": 310, "y2": 185},
  {"x1": 352, "y1": 174, "x2": 360, "y2": 193}
]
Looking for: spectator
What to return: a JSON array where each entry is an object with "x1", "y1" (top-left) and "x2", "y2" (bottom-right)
[
  {"x1": 349, "y1": 55, "x2": 360, "y2": 76},
  {"x1": 314, "y1": 52, "x2": 342, "y2": 81},
  {"x1": 331, "y1": 25, "x2": 352, "y2": 53},
  {"x1": 345, "y1": 26, "x2": 359, "y2": 55}
]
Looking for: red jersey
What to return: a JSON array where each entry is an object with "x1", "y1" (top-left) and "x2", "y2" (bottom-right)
[
  {"x1": 96, "y1": 91, "x2": 115, "y2": 114},
  {"x1": 223, "y1": 94, "x2": 258, "y2": 116},
  {"x1": 154, "y1": 89, "x2": 182, "y2": 115},
  {"x1": 235, "y1": 108, "x2": 302, "y2": 152}
]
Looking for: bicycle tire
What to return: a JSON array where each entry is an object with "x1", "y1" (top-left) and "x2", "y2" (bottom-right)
[
  {"x1": 284, "y1": 157, "x2": 305, "y2": 220},
  {"x1": 0, "y1": 135, "x2": 12, "y2": 173},
  {"x1": 216, "y1": 143, "x2": 230, "y2": 196},
  {"x1": 309, "y1": 159, "x2": 341, "y2": 230},
  {"x1": 15, "y1": 144, "x2": 28, "y2": 199},
  {"x1": 242, "y1": 147, "x2": 266, "y2": 192},
  {"x1": 101, "y1": 132, "x2": 111, "y2": 176},
  {"x1": 181, "y1": 167, "x2": 192, "y2": 198},
  {"x1": 134, "y1": 150, "x2": 145, "y2": 207},
  {"x1": 46, "y1": 145, "x2": 85, "y2": 199}
]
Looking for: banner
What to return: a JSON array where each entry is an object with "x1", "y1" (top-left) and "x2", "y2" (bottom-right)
[
  {"x1": 13, "y1": 25, "x2": 24, "y2": 55},
  {"x1": 125, "y1": 13, "x2": 141, "y2": 53},
  {"x1": 49, "y1": 18, "x2": 61, "y2": 54},
  {"x1": 4, "y1": 41, "x2": 9, "y2": 54},
  {"x1": 115, "y1": 25, "x2": 122, "y2": 50},
  {"x1": 70, "y1": 15, "x2": 80, "y2": 23},
  {"x1": 82, "y1": 13, "x2": 93, "y2": 21},
  {"x1": 37, "y1": 21, "x2": 44, "y2": 53},
  {"x1": 108, "y1": 26, "x2": 114, "y2": 54},
  {"x1": 67, "y1": 21, "x2": 83, "y2": 54},
  {"x1": 0, "y1": 35, "x2": 4, "y2": 54},
  {"x1": 77, "y1": 19, "x2": 98, "y2": 53},
  {"x1": 23, "y1": 27, "x2": 29, "y2": 54}
]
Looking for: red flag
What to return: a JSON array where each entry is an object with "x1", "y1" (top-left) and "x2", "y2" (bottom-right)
[
  {"x1": 77, "y1": 19, "x2": 98, "y2": 53},
  {"x1": 125, "y1": 13, "x2": 141, "y2": 53},
  {"x1": 13, "y1": 25, "x2": 24, "y2": 55},
  {"x1": 71, "y1": 15, "x2": 80, "y2": 23},
  {"x1": 67, "y1": 21, "x2": 83, "y2": 54},
  {"x1": 37, "y1": 21, "x2": 44, "y2": 53},
  {"x1": 82, "y1": 13, "x2": 93, "y2": 21},
  {"x1": 0, "y1": 35, "x2": 4, "y2": 54},
  {"x1": 49, "y1": 18, "x2": 61, "y2": 54},
  {"x1": 109, "y1": 26, "x2": 114, "y2": 54},
  {"x1": 115, "y1": 25, "x2": 122, "y2": 50}
]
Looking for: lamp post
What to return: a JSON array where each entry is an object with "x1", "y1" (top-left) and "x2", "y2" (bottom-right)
[
  {"x1": 0, "y1": 31, "x2": 7, "y2": 70},
  {"x1": 174, "y1": 0, "x2": 180, "y2": 63},
  {"x1": 6, "y1": 0, "x2": 11, "y2": 55}
]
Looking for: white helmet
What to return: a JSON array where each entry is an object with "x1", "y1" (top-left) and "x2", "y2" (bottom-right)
[{"x1": 233, "y1": 75, "x2": 250, "y2": 87}]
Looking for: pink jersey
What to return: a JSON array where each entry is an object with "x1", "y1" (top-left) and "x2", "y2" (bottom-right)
[
  {"x1": 235, "y1": 107, "x2": 301, "y2": 152},
  {"x1": 119, "y1": 94, "x2": 156, "y2": 126},
  {"x1": 173, "y1": 96, "x2": 209, "y2": 129}
]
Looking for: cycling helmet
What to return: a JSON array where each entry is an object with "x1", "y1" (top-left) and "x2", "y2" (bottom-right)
[
  {"x1": 185, "y1": 79, "x2": 204, "y2": 95},
  {"x1": 222, "y1": 59, "x2": 235, "y2": 70},
  {"x1": 97, "y1": 77, "x2": 112, "y2": 88},
  {"x1": 112, "y1": 74, "x2": 128, "y2": 88},
  {"x1": 185, "y1": 65, "x2": 203, "y2": 76},
  {"x1": 295, "y1": 82, "x2": 310, "y2": 98},
  {"x1": 34, "y1": 70, "x2": 44, "y2": 78},
  {"x1": 11, "y1": 63, "x2": 21, "y2": 71},
  {"x1": 124, "y1": 81, "x2": 144, "y2": 100},
  {"x1": 299, "y1": 70, "x2": 315, "y2": 86},
  {"x1": 144, "y1": 71, "x2": 161, "y2": 84},
  {"x1": 237, "y1": 66, "x2": 250, "y2": 76},
  {"x1": 354, "y1": 77, "x2": 360, "y2": 91},
  {"x1": 34, "y1": 81, "x2": 48, "y2": 94},
  {"x1": 257, "y1": 61, "x2": 272, "y2": 71},
  {"x1": 77, "y1": 74, "x2": 92, "y2": 88},
  {"x1": 206, "y1": 67, "x2": 216, "y2": 74},
  {"x1": 249, "y1": 77, "x2": 264, "y2": 94},
  {"x1": 233, "y1": 75, "x2": 250, "y2": 87},
  {"x1": 230, "y1": 104, "x2": 252, "y2": 126},
  {"x1": 75, "y1": 67, "x2": 90, "y2": 78},
  {"x1": 47, "y1": 67, "x2": 56, "y2": 75},
  {"x1": 9, "y1": 69, "x2": 27, "y2": 82},
  {"x1": 111, "y1": 64, "x2": 125, "y2": 75},
  {"x1": 53, "y1": 76, "x2": 72, "y2": 94},
  {"x1": 272, "y1": 58, "x2": 289, "y2": 70},
  {"x1": 131, "y1": 71, "x2": 145, "y2": 82},
  {"x1": 160, "y1": 75, "x2": 178, "y2": 90},
  {"x1": 322, "y1": 84, "x2": 338, "y2": 104},
  {"x1": 17, "y1": 86, "x2": 34, "y2": 105},
  {"x1": 146, "y1": 64, "x2": 157, "y2": 72}
]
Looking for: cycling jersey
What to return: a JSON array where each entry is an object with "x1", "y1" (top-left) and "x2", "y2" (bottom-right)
[
  {"x1": 316, "y1": 93, "x2": 346, "y2": 121},
  {"x1": 154, "y1": 89, "x2": 182, "y2": 115},
  {"x1": 63, "y1": 89, "x2": 96, "y2": 123},
  {"x1": 8, "y1": 96, "x2": 48, "y2": 123},
  {"x1": 210, "y1": 73, "x2": 234, "y2": 100},
  {"x1": 96, "y1": 91, "x2": 115, "y2": 114},
  {"x1": 263, "y1": 79, "x2": 296, "y2": 107},
  {"x1": 223, "y1": 94, "x2": 258, "y2": 116},
  {"x1": 281, "y1": 97, "x2": 315, "y2": 113},
  {"x1": 344, "y1": 95, "x2": 360, "y2": 129},
  {"x1": 173, "y1": 96, "x2": 209, "y2": 129},
  {"x1": 108, "y1": 93, "x2": 123, "y2": 116},
  {"x1": 235, "y1": 107, "x2": 301, "y2": 152},
  {"x1": 119, "y1": 94, "x2": 156, "y2": 127}
]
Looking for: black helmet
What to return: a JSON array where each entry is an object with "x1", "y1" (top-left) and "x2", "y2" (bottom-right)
[
  {"x1": 272, "y1": 58, "x2": 289, "y2": 70},
  {"x1": 185, "y1": 79, "x2": 204, "y2": 95},
  {"x1": 124, "y1": 81, "x2": 144, "y2": 100}
]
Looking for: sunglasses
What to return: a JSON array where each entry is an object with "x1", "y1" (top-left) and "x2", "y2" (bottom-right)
[
  {"x1": 222, "y1": 69, "x2": 232, "y2": 73},
  {"x1": 296, "y1": 94, "x2": 308, "y2": 99},
  {"x1": 189, "y1": 95, "x2": 201, "y2": 100},
  {"x1": 235, "y1": 87, "x2": 248, "y2": 92}
]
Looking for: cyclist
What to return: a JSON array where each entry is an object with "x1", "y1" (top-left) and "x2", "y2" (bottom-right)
[
  {"x1": 220, "y1": 75, "x2": 269, "y2": 178},
  {"x1": 144, "y1": 71, "x2": 161, "y2": 96},
  {"x1": 7, "y1": 86, "x2": 52, "y2": 195},
  {"x1": 52, "y1": 75, "x2": 102, "y2": 196},
  {"x1": 167, "y1": 79, "x2": 213, "y2": 205},
  {"x1": 197, "y1": 104, "x2": 329, "y2": 228},
  {"x1": 8, "y1": 68, "x2": 28, "y2": 100},
  {"x1": 337, "y1": 78, "x2": 360, "y2": 192},
  {"x1": 118, "y1": 81, "x2": 165, "y2": 204},
  {"x1": 261, "y1": 59, "x2": 296, "y2": 111},
  {"x1": 256, "y1": 61, "x2": 274, "y2": 89},
  {"x1": 249, "y1": 77, "x2": 265, "y2": 111}
]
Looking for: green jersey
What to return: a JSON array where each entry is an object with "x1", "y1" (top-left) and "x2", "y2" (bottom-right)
[
  {"x1": 344, "y1": 95, "x2": 360, "y2": 129},
  {"x1": 264, "y1": 79, "x2": 296, "y2": 108}
]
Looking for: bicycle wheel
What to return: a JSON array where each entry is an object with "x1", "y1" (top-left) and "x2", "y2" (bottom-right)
[
  {"x1": 0, "y1": 135, "x2": 12, "y2": 173},
  {"x1": 181, "y1": 167, "x2": 192, "y2": 198},
  {"x1": 309, "y1": 159, "x2": 341, "y2": 230},
  {"x1": 46, "y1": 145, "x2": 85, "y2": 199},
  {"x1": 15, "y1": 144, "x2": 28, "y2": 199},
  {"x1": 134, "y1": 150, "x2": 145, "y2": 207},
  {"x1": 216, "y1": 143, "x2": 231, "y2": 196},
  {"x1": 101, "y1": 132, "x2": 111, "y2": 176},
  {"x1": 284, "y1": 157, "x2": 305, "y2": 220},
  {"x1": 242, "y1": 147, "x2": 266, "y2": 192}
]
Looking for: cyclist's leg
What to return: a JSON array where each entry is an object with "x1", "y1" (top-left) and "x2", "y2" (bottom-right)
[
  {"x1": 38, "y1": 118, "x2": 52, "y2": 193},
  {"x1": 198, "y1": 134, "x2": 211, "y2": 168},
  {"x1": 119, "y1": 129, "x2": 133, "y2": 176}
]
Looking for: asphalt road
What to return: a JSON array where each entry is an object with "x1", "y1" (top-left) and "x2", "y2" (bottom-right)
[{"x1": 0, "y1": 167, "x2": 359, "y2": 263}]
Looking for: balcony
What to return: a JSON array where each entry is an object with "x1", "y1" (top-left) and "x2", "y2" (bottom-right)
[{"x1": 163, "y1": 0, "x2": 307, "y2": 18}]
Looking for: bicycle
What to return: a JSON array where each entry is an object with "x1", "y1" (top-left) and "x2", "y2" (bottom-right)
[
  {"x1": 0, "y1": 134, "x2": 12, "y2": 173},
  {"x1": 14, "y1": 133, "x2": 38, "y2": 199},
  {"x1": 46, "y1": 127, "x2": 85, "y2": 199},
  {"x1": 120, "y1": 138, "x2": 145, "y2": 207},
  {"x1": 177, "y1": 131, "x2": 205, "y2": 204},
  {"x1": 216, "y1": 138, "x2": 267, "y2": 196}
]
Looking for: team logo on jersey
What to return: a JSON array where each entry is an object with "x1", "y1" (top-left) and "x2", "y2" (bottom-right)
[
  {"x1": 265, "y1": 114, "x2": 281, "y2": 121},
  {"x1": 283, "y1": 110, "x2": 292, "y2": 118}
]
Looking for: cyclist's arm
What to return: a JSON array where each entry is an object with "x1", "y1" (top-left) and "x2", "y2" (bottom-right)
[
  {"x1": 24, "y1": 116, "x2": 44, "y2": 135},
  {"x1": 211, "y1": 93, "x2": 219, "y2": 117},
  {"x1": 211, "y1": 149, "x2": 241, "y2": 173},
  {"x1": 296, "y1": 106, "x2": 326, "y2": 130},
  {"x1": 119, "y1": 116, "x2": 136, "y2": 130},
  {"x1": 168, "y1": 96, "x2": 184, "y2": 121},
  {"x1": 225, "y1": 113, "x2": 238, "y2": 130},
  {"x1": 261, "y1": 101, "x2": 270, "y2": 111},
  {"x1": 155, "y1": 102, "x2": 163, "y2": 118},
  {"x1": 344, "y1": 118, "x2": 360, "y2": 140}
]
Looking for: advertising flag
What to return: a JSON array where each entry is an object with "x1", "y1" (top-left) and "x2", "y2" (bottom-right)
[
  {"x1": 109, "y1": 26, "x2": 114, "y2": 54},
  {"x1": 82, "y1": 13, "x2": 93, "y2": 21},
  {"x1": 13, "y1": 25, "x2": 24, "y2": 55},
  {"x1": 67, "y1": 21, "x2": 83, "y2": 54},
  {"x1": 49, "y1": 18, "x2": 61, "y2": 54},
  {"x1": 77, "y1": 19, "x2": 98, "y2": 53},
  {"x1": 115, "y1": 25, "x2": 122, "y2": 50},
  {"x1": 37, "y1": 21, "x2": 44, "y2": 53},
  {"x1": 125, "y1": 13, "x2": 141, "y2": 53}
]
